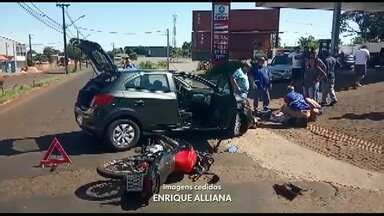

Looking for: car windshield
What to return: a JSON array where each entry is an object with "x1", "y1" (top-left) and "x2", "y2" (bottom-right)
[{"x1": 272, "y1": 55, "x2": 289, "y2": 65}]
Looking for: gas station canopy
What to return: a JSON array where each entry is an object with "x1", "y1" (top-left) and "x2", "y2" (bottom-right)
[{"x1": 255, "y1": 2, "x2": 384, "y2": 12}]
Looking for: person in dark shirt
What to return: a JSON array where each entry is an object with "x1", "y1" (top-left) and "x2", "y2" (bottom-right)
[
  {"x1": 321, "y1": 52, "x2": 338, "y2": 106},
  {"x1": 251, "y1": 57, "x2": 271, "y2": 111},
  {"x1": 303, "y1": 49, "x2": 327, "y2": 102}
]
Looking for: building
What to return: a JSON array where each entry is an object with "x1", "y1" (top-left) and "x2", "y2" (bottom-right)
[
  {"x1": 0, "y1": 36, "x2": 27, "y2": 73},
  {"x1": 192, "y1": 8, "x2": 280, "y2": 61}
]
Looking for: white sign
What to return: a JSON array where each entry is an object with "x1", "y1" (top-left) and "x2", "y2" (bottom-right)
[{"x1": 213, "y1": 4, "x2": 229, "y2": 21}]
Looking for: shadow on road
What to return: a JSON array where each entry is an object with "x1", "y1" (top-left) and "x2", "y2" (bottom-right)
[
  {"x1": 329, "y1": 112, "x2": 384, "y2": 121},
  {"x1": 0, "y1": 130, "x2": 110, "y2": 156},
  {"x1": 74, "y1": 179, "x2": 146, "y2": 211}
]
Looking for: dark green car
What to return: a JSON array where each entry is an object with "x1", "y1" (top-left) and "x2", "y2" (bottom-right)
[{"x1": 72, "y1": 39, "x2": 253, "y2": 151}]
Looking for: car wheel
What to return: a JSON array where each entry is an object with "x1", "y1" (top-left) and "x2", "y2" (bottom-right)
[
  {"x1": 229, "y1": 112, "x2": 248, "y2": 137},
  {"x1": 106, "y1": 119, "x2": 141, "y2": 151}
]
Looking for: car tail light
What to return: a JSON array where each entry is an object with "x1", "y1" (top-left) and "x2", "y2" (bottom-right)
[{"x1": 90, "y1": 94, "x2": 114, "y2": 108}]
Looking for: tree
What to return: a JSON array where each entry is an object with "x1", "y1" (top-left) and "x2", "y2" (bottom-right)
[
  {"x1": 43, "y1": 47, "x2": 60, "y2": 63},
  {"x1": 26, "y1": 50, "x2": 37, "y2": 66},
  {"x1": 297, "y1": 35, "x2": 318, "y2": 50},
  {"x1": 67, "y1": 44, "x2": 82, "y2": 72},
  {"x1": 340, "y1": 11, "x2": 384, "y2": 43},
  {"x1": 171, "y1": 47, "x2": 183, "y2": 59},
  {"x1": 181, "y1": 41, "x2": 192, "y2": 57}
]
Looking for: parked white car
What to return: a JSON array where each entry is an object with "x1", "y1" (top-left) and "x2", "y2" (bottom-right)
[{"x1": 267, "y1": 54, "x2": 292, "y2": 81}]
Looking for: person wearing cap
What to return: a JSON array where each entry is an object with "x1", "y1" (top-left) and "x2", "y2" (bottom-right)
[{"x1": 251, "y1": 56, "x2": 271, "y2": 112}]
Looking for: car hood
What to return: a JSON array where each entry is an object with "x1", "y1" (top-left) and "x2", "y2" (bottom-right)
[{"x1": 70, "y1": 38, "x2": 117, "y2": 75}]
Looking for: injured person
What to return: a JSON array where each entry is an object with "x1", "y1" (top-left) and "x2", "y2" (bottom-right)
[{"x1": 272, "y1": 85, "x2": 321, "y2": 126}]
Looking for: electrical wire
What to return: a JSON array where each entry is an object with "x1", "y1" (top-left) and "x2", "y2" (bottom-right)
[
  {"x1": 30, "y1": 2, "x2": 62, "y2": 29},
  {"x1": 65, "y1": 7, "x2": 86, "y2": 39},
  {"x1": 18, "y1": 2, "x2": 63, "y2": 34}
]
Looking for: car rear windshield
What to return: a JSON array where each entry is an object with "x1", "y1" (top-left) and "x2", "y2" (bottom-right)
[{"x1": 272, "y1": 55, "x2": 289, "y2": 65}]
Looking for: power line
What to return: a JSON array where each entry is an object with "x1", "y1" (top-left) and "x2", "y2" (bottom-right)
[
  {"x1": 65, "y1": 8, "x2": 86, "y2": 39},
  {"x1": 18, "y1": 2, "x2": 63, "y2": 34},
  {"x1": 30, "y1": 2, "x2": 62, "y2": 28}
]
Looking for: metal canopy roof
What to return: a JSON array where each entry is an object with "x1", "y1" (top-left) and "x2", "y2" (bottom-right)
[{"x1": 255, "y1": 2, "x2": 384, "y2": 12}]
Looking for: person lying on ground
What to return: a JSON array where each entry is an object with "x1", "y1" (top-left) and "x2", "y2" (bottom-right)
[{"x1": 275, "y1": 86, "x2": 322, "y2": 126}]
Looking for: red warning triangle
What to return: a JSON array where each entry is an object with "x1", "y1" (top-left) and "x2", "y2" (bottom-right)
[{"x1": 39, "y1": 137, "x2": 72, "y2": 167}]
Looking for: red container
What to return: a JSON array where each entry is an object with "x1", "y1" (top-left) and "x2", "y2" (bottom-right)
[
  {"x1": 192, "y1": 9, "x2": 280, "y2": 32},
  {"x1": 192, "y1": 31, "x2": 211, "y2": 50},
  {"x1": 193, "y1": 11, "x2": 211, "y2": 32},
  {"x1": 174, "y1": 147, "x2": 197, "y2": 174},
  {"x1": 230, "y1": 9, "x2": 280, "y2": 32}
]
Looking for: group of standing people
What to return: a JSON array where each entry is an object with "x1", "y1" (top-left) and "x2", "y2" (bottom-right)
[
  {"x1": 229, "y1": 57, "x2": 272, "y2": 114},
  {"x1": 288, "y1": 47, "x2": 338, "y2": 106}
]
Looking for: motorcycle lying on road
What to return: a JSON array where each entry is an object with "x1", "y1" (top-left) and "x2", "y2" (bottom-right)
[{"x1": 96, "y1": 135, "x2": 215, "y2": 206}]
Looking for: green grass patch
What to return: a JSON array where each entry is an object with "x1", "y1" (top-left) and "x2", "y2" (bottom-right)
[{"x1": 0, "y1": 76, "x2": 64, "y2": 104}]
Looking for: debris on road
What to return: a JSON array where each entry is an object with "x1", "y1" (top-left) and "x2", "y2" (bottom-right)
[
  {"x1": 273, "y1": 183, "x2": 307, "y2": 201},
  {"x1": 225, "y1": 144, "x2": 239, "y2": 153}
]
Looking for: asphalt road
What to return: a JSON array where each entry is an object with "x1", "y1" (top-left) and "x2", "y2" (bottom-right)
[{"x1": 0, "y1": 70, "x2": 383, "y2": 213}]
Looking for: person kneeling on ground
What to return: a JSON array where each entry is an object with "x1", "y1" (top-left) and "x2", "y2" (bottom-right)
[{"x1": 277, "y1": 86, "x2": 321, "y2": 126}]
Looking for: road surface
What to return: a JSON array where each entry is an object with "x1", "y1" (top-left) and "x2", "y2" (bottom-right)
[{"x1": 0, "y1": 70, "x2": 383, "y2": 213}]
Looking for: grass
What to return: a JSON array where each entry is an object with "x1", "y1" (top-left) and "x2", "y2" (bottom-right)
[
  {"x1": 0, "y1": 75, "x2": 66, "y2": 105},
  {"x1": 139, "y1": 60, "x2": 167, "y2": 69}
]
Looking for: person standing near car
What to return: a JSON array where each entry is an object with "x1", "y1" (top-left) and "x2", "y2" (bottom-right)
[
  {"x1": 354, "y1": 45, "x2": 370, "y2": 88},
  {"x1": 123, "y1": 57, "x2": 137, "y2": 70},
  {"x1": 288, "y1": 47, "x2": 304, "y2": 94},
  {"x1": 252, "y1": 57, "x2": 271, "y2": 112},
  {"x1": 230, "y1": 60, "x2": 251, "y2": 100},
  {"x1": 321, "y1": 52, "x2": 338, "y2": 106},
  {"x1": 303, "y1": 49, "x2": 327, "y2": 102}
]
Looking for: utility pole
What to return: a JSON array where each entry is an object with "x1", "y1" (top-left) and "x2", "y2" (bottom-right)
[
  {"x1": 28, "y1": 34, "x2": 32, "y2": 66},
  {"x1": 5, "y1": 42, "x2": 8, "y2": 57},
  {"x1": 112, "y1": 42, "x2": 115, "y2": 60},
  {"x1": 57, "y1": 3, "x2": 70, "y2": 74},
  {"x1": 166, "y1": 28, "x2": 170, "y2": 71},
  {"x1": 77, "y1": 30, "x2": 82, "y2": 70},
  {"x1": 172, "y1": 14, "x2": 177, "y2": 48},
  {"x1": 331, "y1": 2, "x2": 342, "y2": 56}
]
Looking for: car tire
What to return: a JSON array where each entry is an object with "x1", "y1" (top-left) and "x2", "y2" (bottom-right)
[
  {"x1": 229, "y1": 112, "x2": 248, "y2": 137},
  {"x1": 105, "y1": 119, "x2": 141, "y2": 151}
]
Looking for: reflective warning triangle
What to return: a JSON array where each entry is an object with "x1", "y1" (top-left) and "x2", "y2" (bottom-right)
[{"x1": 39, "y1": 137, "x2": 72, "y2": 167}]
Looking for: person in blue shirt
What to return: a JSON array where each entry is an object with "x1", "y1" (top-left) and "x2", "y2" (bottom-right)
[
  {"x1": 122, "y1": 57, "x2": 137, "y2": 70},
  {"x1": 251, "y1": 57, "x2": 271, "y2": 111},
  {"x1": 280, "y1": 85, "x2": 322, "y2": 124}
]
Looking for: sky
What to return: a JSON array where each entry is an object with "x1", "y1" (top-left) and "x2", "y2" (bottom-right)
[{"x1": 0, "y1": 2, "x2": 354, "y2": 53}]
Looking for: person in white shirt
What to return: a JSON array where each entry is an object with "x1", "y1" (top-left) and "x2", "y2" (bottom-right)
[
  {"x1": 354, "y1": 45, "x2": 370, "y2": 88},
  {"x1": 288, "y1": 47, "x2": 304, "y2": 94}
]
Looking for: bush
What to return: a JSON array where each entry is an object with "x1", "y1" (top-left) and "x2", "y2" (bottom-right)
[
  {"x1": 139, "y1": 61, "x2": 157, "y2": 69},
  {"x1": 157, "y1": 61, "x2": 167, "y2": 69}
]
